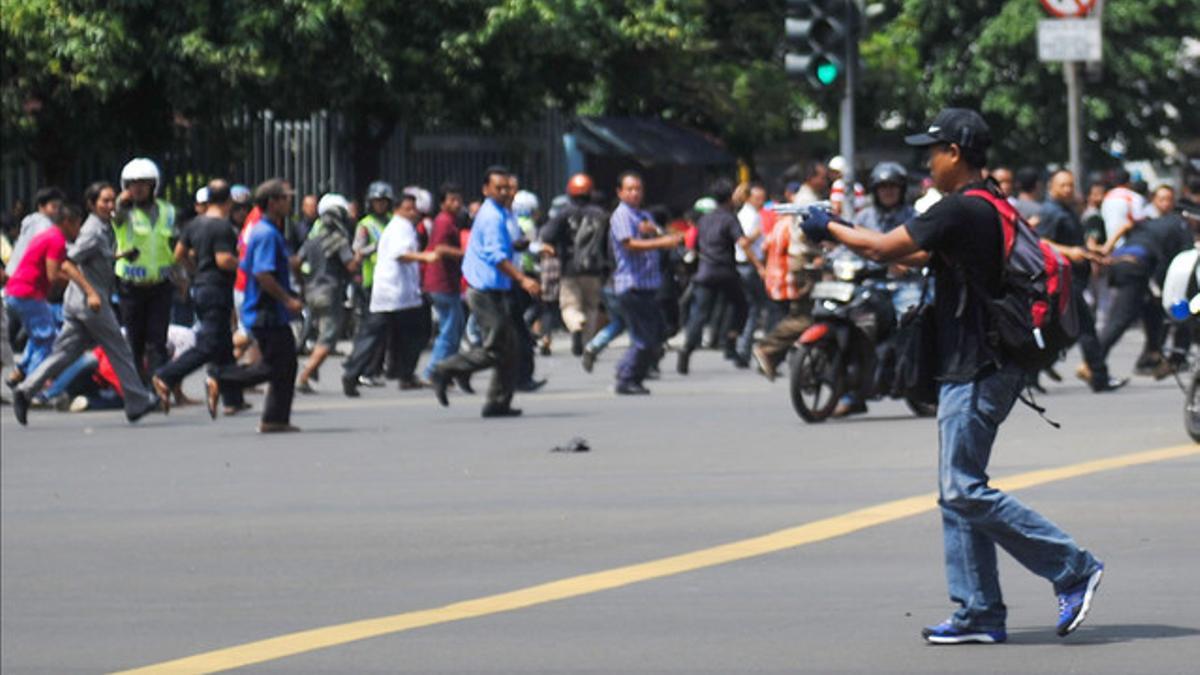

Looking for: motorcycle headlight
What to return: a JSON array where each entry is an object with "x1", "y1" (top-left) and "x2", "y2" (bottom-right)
[{"x1": 832, "y1": 258, "x2": 862, "y2": 281}]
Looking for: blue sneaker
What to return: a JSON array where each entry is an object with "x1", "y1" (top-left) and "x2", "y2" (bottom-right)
[
  {"x1": 1056, "y1": 563, "x2": 1104, "y2": 636},
  {"x1": 922, "y1": 620, "x2": 1007, "y2": 644}
]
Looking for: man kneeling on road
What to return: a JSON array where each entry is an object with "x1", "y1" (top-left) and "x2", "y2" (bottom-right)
[{"x1": 798, "y1": 108, "x2": 1104, "y2": 644}]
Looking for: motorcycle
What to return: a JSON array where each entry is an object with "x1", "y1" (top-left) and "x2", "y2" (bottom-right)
[
  {"x1": 1160, "y1": 246, "x2": 1200, "y2": 442},
  {"x1": 788, "y1": 249, "x2": 937, "y2": 422}
]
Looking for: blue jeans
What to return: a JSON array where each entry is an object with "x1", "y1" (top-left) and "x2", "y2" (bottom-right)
[
  {"x1": 5, "y1": 295, "x2": 59, "y2": 375},
  {"x1": 425, "y1": 292, "x2": 465, "y2": 378},
  {"x1": 736, "y1": 265, "x2": 767, "y2": 360},
  {"x1": 39, "y1": 352, "x2": 97, "y2": 399},
  {"x1": 938, "y1": 362, "x2": 1100, "y2": 631},
  {"x1": 587, "y1": 287, "x2": 626, "y2": 354}
]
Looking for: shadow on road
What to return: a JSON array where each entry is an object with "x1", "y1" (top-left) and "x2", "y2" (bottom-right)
[{"x1": 1007, "y1": 623, "x2": 1200, "y2": 645}]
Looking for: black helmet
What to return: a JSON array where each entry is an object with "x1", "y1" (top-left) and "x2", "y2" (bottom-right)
[{"x1": 869, "y1": 162, "x2": 908, "y2": 190}]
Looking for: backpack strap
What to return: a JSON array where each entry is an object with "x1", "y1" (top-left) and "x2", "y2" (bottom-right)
[{"x1": 963, "y1": 187, "x2": 1019, "y2": 258}]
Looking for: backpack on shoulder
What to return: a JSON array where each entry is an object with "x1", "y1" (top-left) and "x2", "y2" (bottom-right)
[
  {"x1": 569, "y1": 209, "x2": 611, "y2": 275},
  {"x1": 965, "y1": 184, "x2": 1080, "y2": 373}
]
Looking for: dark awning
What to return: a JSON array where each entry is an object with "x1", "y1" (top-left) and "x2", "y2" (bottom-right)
[{"x1": 573, "y1": 117, "x2": 734, "y2": 167}]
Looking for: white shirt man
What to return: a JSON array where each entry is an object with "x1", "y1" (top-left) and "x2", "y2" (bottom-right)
[
  {"x1": 371, "y1": 214, "x2": 423, "y2": 313},
  {"x1": 736, "y1": 202, "x2": 763, "y2": 264},
  {"x1": 1100, "y1": 184, "x2": 1146, "y2": 248}
]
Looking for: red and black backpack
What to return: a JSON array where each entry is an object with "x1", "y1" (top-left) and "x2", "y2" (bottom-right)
[{"x1": 963, "y1": 184, "x2": 1080, "y2": 373}]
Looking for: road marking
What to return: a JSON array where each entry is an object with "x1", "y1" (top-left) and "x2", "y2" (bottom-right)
[{"x1": 114, "y1": 444, "x2": 1198, "y2": 674}]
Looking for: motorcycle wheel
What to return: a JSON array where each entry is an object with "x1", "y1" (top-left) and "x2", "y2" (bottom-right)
[
  {"x1": 789, "y1": 341, "x2": 843, "y2": 423},
  {"x1": 1185, "y1": 372, "x2": 1200, "y2": 443},
  {"x1": 905, "y1": 395, "x2": 938, "y2": 418}
]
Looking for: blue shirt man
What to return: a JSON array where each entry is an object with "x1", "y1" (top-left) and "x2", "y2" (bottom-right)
[
  {"x1": 462, "y1": 197, "x2": 515, "y2": 291},
  {"x1": 430, "y1": 167, "x2": 541, "y2": 418},
  {"x1": 240, "y1": 216, "x2": 295, "y2": 329}
]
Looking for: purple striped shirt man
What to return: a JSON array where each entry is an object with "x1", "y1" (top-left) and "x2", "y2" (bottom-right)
[{"x1": 609, "y1": 201, "x2": 661, "y2": 293}]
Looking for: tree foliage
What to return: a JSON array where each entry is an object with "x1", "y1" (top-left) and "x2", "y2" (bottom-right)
[
  {"x1": 863, "y1": 0, "x2": 1200, "y2": 167},
  {"x1": 2, "y1": 0, "x2": 1197, "y2": 186}
]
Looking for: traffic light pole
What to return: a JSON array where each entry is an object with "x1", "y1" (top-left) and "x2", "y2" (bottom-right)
[{"x1": 838, "y1": 1, "x2": 858, "y2": 220}]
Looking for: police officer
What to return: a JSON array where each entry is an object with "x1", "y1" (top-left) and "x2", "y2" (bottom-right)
[
  {"x1": 352, "y1": 180, "x2": 394, "y2": 387},
  {"x1": 113, "y1": 158, "x2": 178, "y2": 382}
]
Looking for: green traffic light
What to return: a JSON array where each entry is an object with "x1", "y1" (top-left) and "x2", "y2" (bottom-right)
[{"x1": 816, "y1": 62, "x2": 839, "y2": 86}]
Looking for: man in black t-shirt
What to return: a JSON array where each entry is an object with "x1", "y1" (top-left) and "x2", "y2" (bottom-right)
[
  {"x1": 677, "y1": 177, "x2": 753, "y2": 374},
  {"x1": 153, "y1": 179, "x2": 246, "y2": 414},
  {"x1": 1038, "y1": 169, "x2": 1125, "y2": 392},
  {"x1": 799, "y1": 108, "x2": 1104, "y2": 645}
]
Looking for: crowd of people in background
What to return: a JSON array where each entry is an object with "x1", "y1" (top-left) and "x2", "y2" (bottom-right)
[{"x1": 2, "y1": 150, "x2": 1198, "y2": 431}]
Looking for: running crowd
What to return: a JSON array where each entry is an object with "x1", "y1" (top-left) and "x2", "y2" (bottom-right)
[{"x1": 2, "y1": 149, "x2": 1198, "y2": 430}]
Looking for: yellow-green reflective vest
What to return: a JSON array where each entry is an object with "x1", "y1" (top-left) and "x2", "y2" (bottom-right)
[
  {"x1": 114, "y1": 199, "x2": 176, "y2": 284},
  {"x1": 357, "y1": 214, "x2": 385, "y2": 288}
]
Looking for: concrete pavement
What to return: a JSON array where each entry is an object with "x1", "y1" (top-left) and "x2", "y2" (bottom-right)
[{"x1": 2, "y1": 337, "x2": 1198, "y2": 673}]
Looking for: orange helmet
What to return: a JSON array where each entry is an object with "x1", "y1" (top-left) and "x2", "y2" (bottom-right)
[{"x1": 566, "y1": 173, "x2": 593, "y2": 197}]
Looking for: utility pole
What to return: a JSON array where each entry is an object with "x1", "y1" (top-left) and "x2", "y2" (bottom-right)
[
  {"x1": 839, "y1": 1, "x2": 858, "y2": 220},
  {"x1": 1065, "y1": 61, "x2": 1083, "y2": 194}
]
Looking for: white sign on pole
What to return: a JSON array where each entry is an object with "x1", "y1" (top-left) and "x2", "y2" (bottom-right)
[{"x1": 1037, "y1": 18, "x2": 1102, "y2": 62}]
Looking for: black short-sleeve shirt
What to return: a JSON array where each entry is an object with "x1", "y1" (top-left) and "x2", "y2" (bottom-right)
[
  {"x1": 693, "y1": 208, "x2": 743, "y2": 284},
  {"x1": 182, "y1": 215, "x2": 238, "y2": 290},
  {"x1": 904, "y1": 184, "x2": 1004, "y2": 382}
]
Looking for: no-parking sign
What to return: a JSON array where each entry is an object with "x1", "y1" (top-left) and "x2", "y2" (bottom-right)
[{"x1": 1040, "y1": 0, "x2": 1097, "y2": 18}]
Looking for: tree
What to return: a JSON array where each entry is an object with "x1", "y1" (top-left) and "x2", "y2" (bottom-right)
[
  {"x1": 861, "y1": 0, "x2": 1200, "y2": 168},
  {"x1": 2, "y1": 0, "x2": 269, "y2": 185}
]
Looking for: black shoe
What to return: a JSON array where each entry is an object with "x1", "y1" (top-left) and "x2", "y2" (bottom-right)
[
  {"x1": 1044, "y1": 366, "x2": 1063, "y2": 382},
  {"x1": 126, "y1": 398, "x2": 160, "y2": 423},
  {"x1": 732, "y1": 356, "x2": 750, "y2": 369},
  {"x1": 676, "y1": 350, "x2": 690, "y2": 375},
  {"x1": 571, "y1": 331, "x2": 584, "y2": 357},
  {"x1": 1091, "y1": 376, "x2": 1129, "y2": 393},
  {"x1": 342, "y1": 376, "x2": 360, "y2": 398},
  {"x1": 431, "y1": 371, "x2": 450, "y2": 407},
  {"x1": 455, "y1": 375, "x2": 474, "y2": 394},
  {"x1": 581, "y1": 349, "x2": 596, "y2": 373},
  {"x1": 615, "y1": 381, "x2": 651, "y2": 395},
  {"x1": 12, "y1": 388, "x2": 30, "y2": 426},
  {"x1": 646, "y1": 365, "x2": 661, "y2": 380},
  {"x1": 481, "y1": 404, "x2": 522, "y2": 418},
  {"x1": 516, "y1": 378, "x2": 547, "y2": 393}
]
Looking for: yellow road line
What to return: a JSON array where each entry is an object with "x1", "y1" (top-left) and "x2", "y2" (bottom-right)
[{"x1": 114, "y1": 444, "x2": 1199, "y2": 674}]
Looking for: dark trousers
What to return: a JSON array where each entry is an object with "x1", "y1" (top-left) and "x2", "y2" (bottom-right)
[
  {"x1": 434, "y1": 288, "x2": 517, "y2": 408},
  {"x1": 1098, "y1": 268, "x2": 1159, "y2": 362},
  {"x1": 509, "y1": 288, "x2": 536, "y2": 385},
  {"x1": 683, "y1": 277, "x2": 748, "y2": 354},
  {"x1": 343, "y1": 306, "x2": 425, "y2": 382},
  {"x1": 616, "y1": 289, "x2": 665, "y2": 385},
  {"x1": 211, "y1": 325, "x2": 297, "y2": 425},
  {"x1": 118, "y1": 280, "x2": 174, "y2": 382},
  {"x1": 155, "y1": 284, "x2": 243, "y2": 406},
  {"x1": 1071, "y1": 282, "x2": 1108, "y2": 384},
  {"x1": 757, "y1": 299, "x2": 814, "y2": 368}
]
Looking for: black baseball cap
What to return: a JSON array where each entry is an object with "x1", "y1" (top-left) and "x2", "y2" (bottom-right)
[{"x1": 905, "y1": 108, "x2": 992, "y2": 151}]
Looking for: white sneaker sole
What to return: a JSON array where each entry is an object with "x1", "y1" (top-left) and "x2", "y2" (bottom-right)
[
  {"x1": 1064, "y1": 566, "x2": 1104, "y2": 635},
  {"x1": 924, "y1": 632, "x2": 1003, "y2": 644}
]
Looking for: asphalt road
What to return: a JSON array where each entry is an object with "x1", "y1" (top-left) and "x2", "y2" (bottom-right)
[{"x1": 2, "y1": 335, "x2": 1198, "y2": 674}]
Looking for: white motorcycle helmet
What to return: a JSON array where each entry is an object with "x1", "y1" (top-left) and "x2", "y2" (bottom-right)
[
  {"x1": 120, "y1": 157, "x2": 161, "y2": 194},
  {"x1": 317, "y1": 193, "x2": 350, "y2": 218},
  {"x1": 512, "y1": 190, "x2": 539, "y2": 218}
]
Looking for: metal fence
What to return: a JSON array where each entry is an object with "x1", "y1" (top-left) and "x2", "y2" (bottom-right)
[{"x1": 2, "y1": 110, "x2": 567, "y2": 215}]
